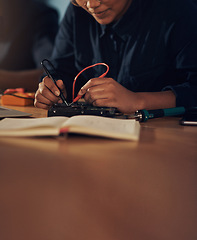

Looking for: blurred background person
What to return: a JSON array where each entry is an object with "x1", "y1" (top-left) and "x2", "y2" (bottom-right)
[{"x1": 0, "y1": 0, "x2": 59, "y2": 92}]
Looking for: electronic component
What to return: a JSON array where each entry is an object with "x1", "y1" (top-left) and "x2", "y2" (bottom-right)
[{"x1": 48, "y1": 102, "x2": 121, "y2": 118}]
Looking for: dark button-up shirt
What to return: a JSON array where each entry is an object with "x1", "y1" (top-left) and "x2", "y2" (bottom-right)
[{"x1": 51, "y1": 0, "x2": 197, "y2": 106}]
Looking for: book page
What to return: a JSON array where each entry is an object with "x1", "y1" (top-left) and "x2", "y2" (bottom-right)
[
  {"x1": 0, "y1": 117, "x2": 68, "y2": 130},
  {"x1": 63, "y1": 115, "x2": 140, "y2": 140},
  {"x1": 0, "y1": 115, "x2": 140, "y2": 140}
]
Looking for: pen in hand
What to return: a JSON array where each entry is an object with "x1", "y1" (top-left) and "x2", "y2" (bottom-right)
[
  {"x1": 41, "y1": 59, "x2": 68, "y2": 106},
  {"x1": 70, "y1": 90, "x2": 84, "y2": 105},
  {"x1": 70, "y1": 63, "x2": 110, "y2": 105}
]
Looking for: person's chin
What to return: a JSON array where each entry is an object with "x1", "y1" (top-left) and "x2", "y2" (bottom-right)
[
  {"x1": 91, "y1": 10, "x2": 114, "y2": 25},
  {"x1": 93, "y1": 15, "x2": 114, "y2": 25}
]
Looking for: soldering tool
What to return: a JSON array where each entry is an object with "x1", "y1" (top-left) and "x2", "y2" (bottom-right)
[
  {"x1": 41, "y1": 59, "x2": 69, "y2": 106},
  {"x1": 127, "y1": 107, "x2": 186, "y2": 122}
]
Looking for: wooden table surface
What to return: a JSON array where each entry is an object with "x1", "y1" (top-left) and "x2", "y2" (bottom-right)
[{"x1": 0, "y1": 104, "x2": 197, "y2": 240}]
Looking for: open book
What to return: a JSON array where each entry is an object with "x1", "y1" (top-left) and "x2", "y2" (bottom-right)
[{"x1": 0, "y1": 115, "x2": 140, "y2": 140}]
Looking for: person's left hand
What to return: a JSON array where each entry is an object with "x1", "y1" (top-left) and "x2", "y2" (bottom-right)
[{"x1": 77, "y1": 77, "x2": 142, "y2": 114}]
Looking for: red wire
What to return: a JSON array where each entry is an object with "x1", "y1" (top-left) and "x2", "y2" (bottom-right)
[{"x1": 72, "y1": 62, "x2": 109, "y2": 101}]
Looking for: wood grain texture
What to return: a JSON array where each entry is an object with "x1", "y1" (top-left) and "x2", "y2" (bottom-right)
[{"x1": 0, "y1": 105, "x2": 197, "y2": 240}]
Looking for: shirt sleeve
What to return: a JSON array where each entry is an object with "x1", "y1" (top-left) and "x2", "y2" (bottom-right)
[
  {"x1": 163, "y1": 37, "x2": 197, "y2": 107},
  {"x1": 163, "y1": 3, "x2": 197, "y2": 108}
]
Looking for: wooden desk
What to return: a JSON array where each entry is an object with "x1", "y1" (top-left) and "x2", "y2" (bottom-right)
[{"x1": 0, "y1": 105, "x2": 197, "y2": 240}]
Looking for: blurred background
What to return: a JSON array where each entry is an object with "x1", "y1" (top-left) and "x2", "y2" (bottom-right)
[
  {"x1": 47, "y1": 0, "x2": 69, "y2": 22},
  {"x1": 0, "y1": 0, "x2": 70, "y2": 93}
]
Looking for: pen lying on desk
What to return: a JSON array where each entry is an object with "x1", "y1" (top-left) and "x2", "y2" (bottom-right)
[{"x1": 124, "y1": 107, "x2": 186, "y2": 122}]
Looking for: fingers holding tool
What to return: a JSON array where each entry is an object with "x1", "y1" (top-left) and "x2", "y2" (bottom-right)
[
  {"x1": 76, "y1": 77, "x2": 116, "y2": 106},
  {"x1": 69, "y1": 62, "x2": 109, "y2": 105},
  {"x1": 35, "y1": 59, "x2": 68, "y2": 109},
  {"x1": 34, "y1": 76, "x2": 67, "y2": 110},
  {"x1": 76, "y1": 77, "x2": 142, "y2": 114}
]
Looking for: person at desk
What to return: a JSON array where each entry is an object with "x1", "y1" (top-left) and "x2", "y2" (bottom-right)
[
  {"x1": 34, "y1": 0, "x2": 197, "y2": 114},
  {"x1": 0, "y1": 0, "x2": 59, "y2": 92}
]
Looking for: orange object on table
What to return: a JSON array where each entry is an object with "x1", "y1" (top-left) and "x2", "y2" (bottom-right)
[
  {"x1": 1, "y1": 92, "x2": 35, "y2": 106},
  {"x1": 3, "y1": 88, "x2": 25, "y2": 94}
]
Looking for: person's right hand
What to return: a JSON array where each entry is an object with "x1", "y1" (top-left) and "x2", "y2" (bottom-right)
[{"x1": 34, "y1": 76, "x2": 67, "y2": 110}]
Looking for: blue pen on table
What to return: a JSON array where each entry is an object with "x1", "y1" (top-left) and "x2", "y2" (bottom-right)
[{"x1": 41, "y1": 59, "x2": 68, "y2": 106}]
